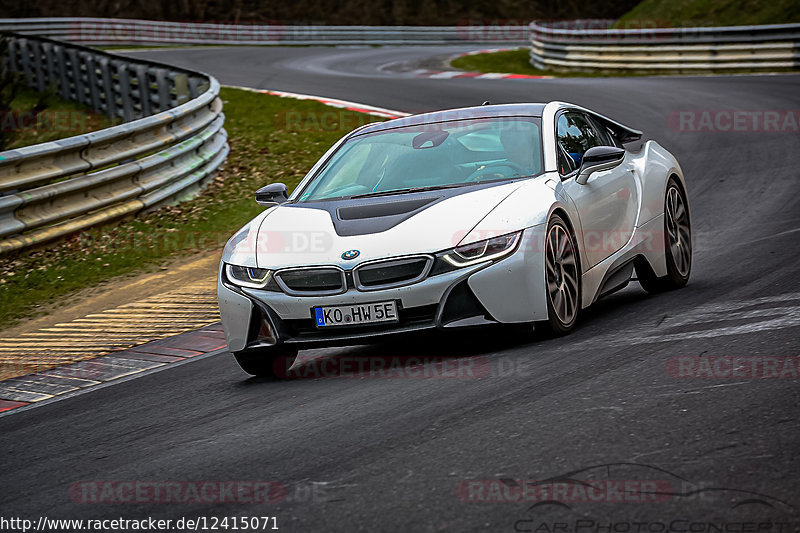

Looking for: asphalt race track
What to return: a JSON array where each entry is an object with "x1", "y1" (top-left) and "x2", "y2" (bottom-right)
[{"x1": 2, "y1": 46, "x2": 799, "y2": 531}]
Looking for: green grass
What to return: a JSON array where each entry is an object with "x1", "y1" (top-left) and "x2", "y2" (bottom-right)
[
  {"x1": 450, "y1": 47, "x2": 797, "y2": 77},
  {"x1": 2, "y1": 89, "x2": 117, "y2": 150},
  {"x1": 451, "y1": 49, "x2": 546, "y2": 76},
  {"x1": 450, "y1": 49, "x2": 643, "y2": 78},
  {"x1": 0, "y1": 87, "x2": 383, "y2": 326},
  {"x1": 615, "y1": 0, "x2": 800, "y2": 27}
]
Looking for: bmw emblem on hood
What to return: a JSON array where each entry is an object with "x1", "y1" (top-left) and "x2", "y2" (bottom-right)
[{"x1": 341, "y1": 250, "x2": 360, "y2": 260}]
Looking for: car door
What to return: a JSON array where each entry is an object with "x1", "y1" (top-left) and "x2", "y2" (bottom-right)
[{"x1": 557, "y1": 111, "x2": 639, "y2": 268}]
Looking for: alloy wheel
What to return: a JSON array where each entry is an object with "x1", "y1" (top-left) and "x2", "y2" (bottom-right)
[
  {"x1": 665, "y1": 185, "x2": 691, "y2": 278},
  {"x1": 545, "y1": 223, "x2": 579, "y2": 326}
]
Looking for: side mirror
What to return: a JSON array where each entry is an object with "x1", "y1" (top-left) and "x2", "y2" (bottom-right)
[
  {"x1": 576, "y1": 146, "x2": 626, "y2": 185},
  {"x1": 255, "y1": 183, "x2": 289, "y2": 207}
]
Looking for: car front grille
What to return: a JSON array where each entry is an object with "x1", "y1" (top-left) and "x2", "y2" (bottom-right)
[
  {"x1": 353, "y1": 255, "x2": 433, "y2": 291},
  {"x1": 274, "y1": 267, "x2": 346, "y2": 296}
]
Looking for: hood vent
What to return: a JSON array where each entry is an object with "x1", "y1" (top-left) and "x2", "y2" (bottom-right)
[
  {"x1": 285, "y1": 180, "x2": 510, "y2": 237},
  {"x1": 337, "y1": 197, "x2": 439, "y2": 221}
]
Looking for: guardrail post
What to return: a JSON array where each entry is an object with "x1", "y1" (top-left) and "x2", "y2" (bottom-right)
[
  {"x1": 30, "y1": 40, "x2": 45, "y2": 92},
  {"x1": 41, "y1": 42, "x2": 57, "y2": 90},
  {"x1": 134, "y1": 64, "x2": 151, "y2": 117},
  {"x1": 96, "y1": 57, "x2": 112, "y2": 117},
  {"x1": 174, "y1": 73, "x2": 189, "y2": 106},
  {"x1": 114, "y1": 60, "x2": 135, "y2": 122},
  {"x1": 85, "y1": 53, "x2": 102, "y2": 112},
  {"x1": 76, "y1": 51, "x2": 93, "y2": 107},
  {"x1": 18, "y1": 38, "x2": 33, "y2": 87},
  {"x1": 53, "y1": 44, "x2": 70, "y2": 101},
  {"x1": 187, "y1": 76, "x2": 202, "y2": 99},
  {"x1": 154, "y1": 67, "x2": 170, "y2": 112},
  {"x1": 66, "y1": 48, "x2": 82, "y2": 102},
  {"x1": 6, "y1": 38, "x2": 19, "y2": 72}
]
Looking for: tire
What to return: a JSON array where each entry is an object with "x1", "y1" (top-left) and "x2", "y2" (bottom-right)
[
  {"x1": 233, "y1": 345, "x2": 298, "y2": 378},
  {"x1": 638, "y1": 178, "x2": 691, "y2": 293},
  {"x1": 538, "y1": 214, "x2": 581, "y2": 336}
]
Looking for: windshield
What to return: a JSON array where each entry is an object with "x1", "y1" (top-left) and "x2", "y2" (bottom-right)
[{"x1": 296, "y1": 117, "x2": 543, "y2": 202}]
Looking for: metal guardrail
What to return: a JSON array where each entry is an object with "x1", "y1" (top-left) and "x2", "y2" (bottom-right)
[
  {"x1": 0, "y1": 18, "x2": 530, "y2": 46},
  {"x1": 2, "y1": 17, "x2": 796, "y2": 69},
  {"x1": 0, "y1": 33, "x2": 228, "y2": 254},
  {"x1": 529, "y1": 21, "x2": 800, "y2": 71}
]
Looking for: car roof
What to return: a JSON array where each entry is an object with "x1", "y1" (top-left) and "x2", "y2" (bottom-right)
[{"x1": 356, "y1": 103, "x2": 547, "y2": 136}]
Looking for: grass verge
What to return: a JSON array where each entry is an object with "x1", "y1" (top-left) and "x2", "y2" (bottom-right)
[
  {"x1": 450, "y1": 49, "x2": 642, "y2": 78},
  {"x1": 0, "y1": 87, "x2": 383, "y2": 327},
  {"x1": 450, "y1": 48, "x2": 797, "y2": 77}
]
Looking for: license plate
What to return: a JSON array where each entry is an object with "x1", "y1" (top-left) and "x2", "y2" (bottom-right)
[{"x1": 313, "y1": 301, "x2": 398, "y2": 327}]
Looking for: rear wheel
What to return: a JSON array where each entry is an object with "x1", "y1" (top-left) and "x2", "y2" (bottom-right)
[
  {"x1": 638, "y1": 179, "x2": 691, "y2": 292},
  {"x1": 539, "y1": 214, "x2": 581, "y2": 335},
  {"x1": 233, "y1": 345, "x2": 298, "y2": 378}
]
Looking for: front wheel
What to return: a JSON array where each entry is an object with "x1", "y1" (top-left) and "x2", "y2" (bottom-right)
[
  {"x1": 638, "y1": 179, "x2": 691, "y2": 293},
  {"x1": 233, "y1": 345, "x2": 298, "y2": 378},
  {"x1": 538, "y1": 214, "x2": 581, "y2": 335}
]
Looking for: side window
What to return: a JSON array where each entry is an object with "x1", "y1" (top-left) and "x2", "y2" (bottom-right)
[
  {"x1": 587, "y1": 115, "x2": 623, "y2": 147},
  {"x1": 556, "y1": 112, "x2": 604, "y2": 170},
  {"x1": 557, "y1": 144, "x2": 576, "y2": 175},
  {"x1": 603, "y1": 128, "x2": 622, "y2": 148}
]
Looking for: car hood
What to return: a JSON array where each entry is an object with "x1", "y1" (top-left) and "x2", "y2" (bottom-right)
[{"x1": 223, "y1": 181, "x2": 526, "y2": 269}]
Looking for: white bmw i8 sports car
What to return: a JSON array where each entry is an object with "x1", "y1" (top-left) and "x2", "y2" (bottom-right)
[{"x1": 218, "y1": 102, "x2": 691, "y2": 376}]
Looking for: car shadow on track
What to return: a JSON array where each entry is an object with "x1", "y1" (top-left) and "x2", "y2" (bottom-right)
[
  {"x1": 237, "y1": 324, "x2": 539, "y2": 383},
  {"x1": 578, "y1": 279, "x2": 709, "y2": 330},
  {"x1": 237, "y1": 283, "x2": 702, "y2": 384}
]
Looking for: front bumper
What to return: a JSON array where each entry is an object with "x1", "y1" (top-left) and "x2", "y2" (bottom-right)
[{"x1": 217, "y1": 225, "x2": 548, "y2": 352}]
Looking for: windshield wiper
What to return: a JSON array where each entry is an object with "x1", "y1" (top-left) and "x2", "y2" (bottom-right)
[
  {"x1": 350, "y1": 183, "x2": 469, "y2": 199},
  {"x1": 472, "y1": 174, "x2": 540, "y2": 185}
]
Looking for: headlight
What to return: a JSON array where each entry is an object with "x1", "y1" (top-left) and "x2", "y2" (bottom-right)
[
  {"x1": 443, "y1": 231, "x2": 522, "y2": 267},
  {"x1": 225, "y1": 264, "x2": 272, "y2": 289}
]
